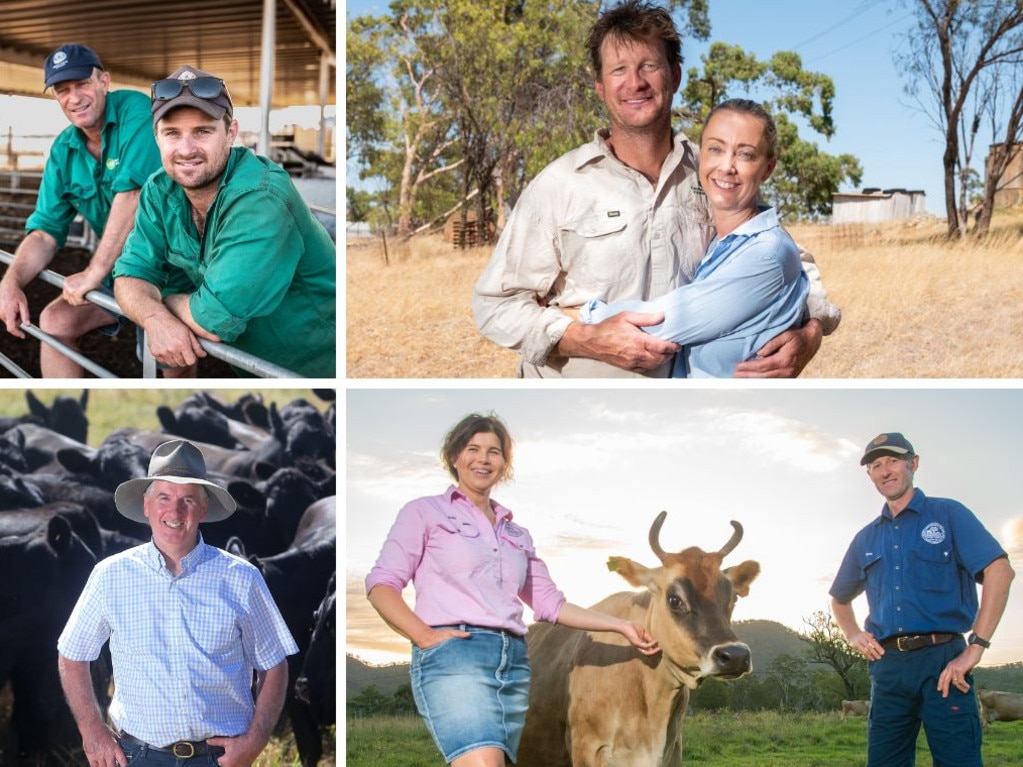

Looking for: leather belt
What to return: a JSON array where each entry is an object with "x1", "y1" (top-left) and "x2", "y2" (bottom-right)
[
  {"x1": 880, "y1": 633, "x2": 958, "y2": 652},
  {"x1": 117, "y1": 730, "x2": 220, "y2": 759}
]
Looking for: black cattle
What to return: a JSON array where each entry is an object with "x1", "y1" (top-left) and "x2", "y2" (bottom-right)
[
  {"x1": 250, "y1": 535, "x2": 336, "y2": 767},
  {"x1": 182, "y1": 390, "x2": 270, "y2": 429},
  {"x1": 0, "y1": 503, "x2": 105, "y2": 559},
  {"x1": 0, "y1": 516, "x2": 100, "y2": 760},
  {"x1": 26, "y1": 391, "x2": 89, "y2": 444},
  {"x1": 294, "y1": 573, "x2": 336, "y2": 728},
  {"x1": 0, "y1": 470, "x2": 47, "y2": 509},
  {"x1": 0, "y1": 429, "x2": 31, "y2": 473},
  {"x1": 9, "y1": 423, "x2": 89, "y2": 474}
]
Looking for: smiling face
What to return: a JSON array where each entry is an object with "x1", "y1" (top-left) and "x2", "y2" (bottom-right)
[
  {"x1": 698, "y1": 108, "x2": 777, "y2": 220},
  {"x1": 155, "y1": 106, "x2": 238, "y2": 193},
  {"x1": 594, "y1": 34, "x2": 680, "y2": 138},
  {"x1": 143, "y1": 479, "x2": 208, "y2": 561},
  {"x1": 53, "y1": 70, "x2": 110, "y2": 135},
  {"x1": 866, "y1": 453, "x2": 918, "y2": 506},
  {"x1": 451, "y1": 431, "x2": 507, "y2": 501}
]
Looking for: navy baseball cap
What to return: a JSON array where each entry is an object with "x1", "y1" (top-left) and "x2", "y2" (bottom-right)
[
  {"x1": 44, "y1": 44, "x2": 104, "y2": 89},
  {"x1": 860, "y1": 432, "x2": 915, "y2": 465}
]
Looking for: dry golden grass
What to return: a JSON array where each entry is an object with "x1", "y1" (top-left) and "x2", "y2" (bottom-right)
[{"x1": 346, "y1": 209, "x2": 1023, "y2": 378}]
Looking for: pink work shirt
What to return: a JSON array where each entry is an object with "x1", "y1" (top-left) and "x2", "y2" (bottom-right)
[{"x1": 365, "y1": 486, "x2": 566, "y2": 635}]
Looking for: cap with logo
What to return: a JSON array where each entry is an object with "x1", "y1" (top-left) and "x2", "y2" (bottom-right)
[
  {"x1": 859, "y1": 432, "x2": 915, "y2": 466},
  {"x1": 44, "y1": 44, "x2": 104, "y2": 90},
  {"x1": 151, "y1": 64, "x2": 234, "y2": 124}
]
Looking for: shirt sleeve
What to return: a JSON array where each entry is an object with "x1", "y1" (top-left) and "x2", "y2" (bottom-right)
[
  {"x1": 948, "y1": 501, "x2": 1008, "y2": 580},
  {"x1": 583, "y1": 236, "x2": 800, "y2": 345},
  {"x1": 365, "y1": 502, "x2": 427, "y2": 595},
  {"x1": 109, "y1": 94, "x2": 162, "y2": 193},
  {"x1": 57, "y1": 565, "x2": 111, "y2": 661},
  {"x1": 24, "y1": 148, "x2": 77, "y2": 247},
  {"x1": 188, "y1": 191, "x2": 305, "y2": 342},
  {"x1": 243, "y1": 570, "x2": 299, "y2": 670},
  {"x1": 829, "y1": 530, "x2": 871, "y2": 604},
  {"x1": 112, "y1": 182, "x2": 171, "y2": 288},
  {"x1": 519, "y1": 548, "x2": 566, "y2": 624},
  {"x1": 472, "y1": 193, "x2": 574, "y2": 366}
]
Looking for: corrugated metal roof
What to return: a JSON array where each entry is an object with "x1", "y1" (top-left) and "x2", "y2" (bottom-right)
[{"x1": 0, "y1": 0, "x2": 335, "y2": 108}]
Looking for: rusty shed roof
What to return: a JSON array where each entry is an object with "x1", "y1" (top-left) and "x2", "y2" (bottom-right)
[{"x1": 0, "y1": 0, "x2": 336, "y2": 108}]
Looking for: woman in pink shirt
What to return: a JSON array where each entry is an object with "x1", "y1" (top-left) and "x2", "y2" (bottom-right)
[{"x1": 366, "y1": 413, "x2": 659, "y2": 767}]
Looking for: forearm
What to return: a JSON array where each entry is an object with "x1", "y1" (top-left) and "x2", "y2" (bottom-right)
[
  {"x1": 164, "y1": 293, "x2": 218, "y2": 340},
  {"x1": 367, "y1": 584, "x2": 435, "y2": 647},
  {"x1": 87, "y1": 189, "x2": 141, "y2": 277},
  {"x1": 830, "y1": 598, "x2": 862, "y2": 640},
  {"x1": 57, "y1": 655, "x2": 107, "y2": 737},
  {"x1": 555, "y1": 602, "x2": 632, "y2": 634},
  {"x1": 973, "y1": 557, "x2": 1015, "y2": 642},
  {"x1": 114, "y1": 276, "x2": 172, "y2": 327},
  {"x1": 2, "y1": 230, "x2": 58, "y2": 287},
  {"x1": 249, "y1": 662, "x2": 288, "y2": 743}
]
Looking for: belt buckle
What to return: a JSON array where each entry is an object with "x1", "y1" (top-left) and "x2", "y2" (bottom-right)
[
  {"x1": 172, "y1": 742, "x2": 196, "y2": 759},
  {"x1": 896, "y1": 636, "x2": 911, "y2": 652}
]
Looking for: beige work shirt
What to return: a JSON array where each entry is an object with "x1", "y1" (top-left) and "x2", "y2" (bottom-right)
[{"x1": 473, "y1": 130, "x2": 841, "y2": 378}]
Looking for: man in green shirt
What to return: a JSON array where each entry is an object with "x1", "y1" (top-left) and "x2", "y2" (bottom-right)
[
  {"x1": 0, "y1": 44, "x2": 161, "y2": 377},
  {"x1": 112, "y1": 65, "x2": 336, "y2": 378}
]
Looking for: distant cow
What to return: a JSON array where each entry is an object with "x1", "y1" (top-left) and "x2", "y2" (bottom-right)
[
  {"x1": 294, "y1": 573, "x2": 336, "y2": 726},
  {"x1": 517, "y1": 513, "x2": 760, "y2": 767},
  {"x1": 842, "y1": 699, "x2": 871, "y2": 718},
  {"x1": 978, "y1": 690, "x2": 1023, "y2": 725}
]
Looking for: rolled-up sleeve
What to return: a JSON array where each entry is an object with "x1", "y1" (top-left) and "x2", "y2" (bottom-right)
[
  {"x1": 473, "y1": 195, "x2": 574, "y2": 366},
  {"x1": 365, "y1": 504, "x2": 425, "y2": 595},
  {"x1": 519, "y1": 551, "x2": 566, "y2": 624}
]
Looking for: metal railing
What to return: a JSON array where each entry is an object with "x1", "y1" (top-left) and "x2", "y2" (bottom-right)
[{"x1": 0, "y1": 248, "x2": 303, "y2": 378}]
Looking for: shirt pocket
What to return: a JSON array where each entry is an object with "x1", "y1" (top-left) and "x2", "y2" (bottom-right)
[
  {"x1": 910, "y1": 545, "x2": 956, "y2": 593},
  {"x1": 66, "y1": 182, "x2": 96, "y2": 209},
  {"x1": 559, "y1": 212, "x2": 634, "y2": 293}
]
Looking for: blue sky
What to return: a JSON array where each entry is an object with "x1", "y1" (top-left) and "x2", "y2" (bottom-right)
[
  {"x1": 345, "y1": 0, "x2": 949, "y2": 214},
  {"x1": 346, "y1": 386, "x2": 1023, "y2": 666}
]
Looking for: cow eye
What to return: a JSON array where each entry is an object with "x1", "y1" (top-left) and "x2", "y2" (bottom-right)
[{"x1": 667, "y1": 593, "x2": 688, "y2": 613}]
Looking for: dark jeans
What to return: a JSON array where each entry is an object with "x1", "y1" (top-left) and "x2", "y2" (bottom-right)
[{"x1": 118, "y1": 737, "x2": 225, "y2": 766}]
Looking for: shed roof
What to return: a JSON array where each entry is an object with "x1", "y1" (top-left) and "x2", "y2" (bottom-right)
[{"x1": 0, "y1": 0, "x2": 335, "y2": 108}]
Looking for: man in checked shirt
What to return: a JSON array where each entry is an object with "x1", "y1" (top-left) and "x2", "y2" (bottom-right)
[{"x1": 56, "y1": 439, "x2": 298, "y2": 767}]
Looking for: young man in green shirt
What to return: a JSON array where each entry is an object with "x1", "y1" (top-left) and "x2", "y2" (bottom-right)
[
  {"x1": 0, "y1": 44, "x2": 161, "y2": 377},
  {"x1": 112, "y1": 65, "x2": 336, "y2": 379}
]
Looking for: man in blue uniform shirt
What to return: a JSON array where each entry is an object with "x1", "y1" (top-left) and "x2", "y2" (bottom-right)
[{"x1": 830, "y1": 432, "x2": 1015, "y2": 767}]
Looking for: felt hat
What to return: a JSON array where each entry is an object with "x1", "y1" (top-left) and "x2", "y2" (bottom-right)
[{"x1": 114, "y1": 439, "x2": 237, "y2": 522}]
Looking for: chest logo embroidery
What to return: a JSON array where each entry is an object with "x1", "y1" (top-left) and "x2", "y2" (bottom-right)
[{"x1": 921, "y1": 522, "x2": 946, "y2": 545}]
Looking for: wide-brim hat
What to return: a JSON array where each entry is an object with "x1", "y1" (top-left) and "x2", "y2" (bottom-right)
[
  {"x1": 114, "y1": 439, "x2": 237, "y2": 523},
  {"x1": 151, "y1": 64, "x2": 233, "y2": 124},
  {"x1": 860, "y1": 432, "x2": 915, "y2": 466}
]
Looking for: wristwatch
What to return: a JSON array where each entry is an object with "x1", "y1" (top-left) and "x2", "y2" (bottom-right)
[{"x1": 967, "y1": 632, "x2": 991, "y2": 649}]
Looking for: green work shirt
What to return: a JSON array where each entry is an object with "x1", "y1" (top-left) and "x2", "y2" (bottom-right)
[
  {"x1": 26, "y1": 90, "x2": 160, "y2": 248},
  {"x1": 114, "y1": 146, "x2": 337, "y2": 378}
]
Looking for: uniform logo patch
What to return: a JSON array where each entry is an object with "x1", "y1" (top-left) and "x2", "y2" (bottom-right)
[
  {"x1": 52, "y1": 52, "x2": 68, "y2": 68},
  {"x1": 921, "y1": 522, "x2": 946, "y2": 544},
  {"x1": 504, "y1": 522, "x2": 523, "y2": 537},
  {"x1": 106, "y1": 158, "x2": 120, "y2": 171}
]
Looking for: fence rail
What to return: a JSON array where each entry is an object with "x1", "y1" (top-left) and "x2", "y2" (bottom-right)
[{"x1": 0, "y1": 248, "x2": 303, "y2": 378}]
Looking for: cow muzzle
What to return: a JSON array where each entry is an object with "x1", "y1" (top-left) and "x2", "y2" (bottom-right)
[{"x1": 707, "y1": 642, "x2": 752, "y2": 679}]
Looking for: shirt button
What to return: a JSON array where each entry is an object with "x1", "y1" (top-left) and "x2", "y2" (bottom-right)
[
  {"x1": 894, "y1": 545, "x2": 899, "y2": 550},
  {"x1": 895, "y1": 565, "x2": 900, "y2": 570}
]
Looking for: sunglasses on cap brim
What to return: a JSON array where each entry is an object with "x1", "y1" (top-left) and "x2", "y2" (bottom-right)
[{"x1": 151, "y1": 76, "x2": 228, "y2": 102}]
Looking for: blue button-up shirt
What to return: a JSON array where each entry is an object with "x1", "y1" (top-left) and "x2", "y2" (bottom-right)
[
  {"x1": 57, "y1": 538, "x2": 297, "y2": 746},
  {"x1": 580, "y1": 206, "x2": 808, "y2": 377},
  {"x1": 829, "y1": 488, "x2": 1006, "y2": 641}
]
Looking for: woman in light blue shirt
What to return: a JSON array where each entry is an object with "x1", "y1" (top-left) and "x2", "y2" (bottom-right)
[{"x1": 580, "y1": 99, "x2": 809, "y2": 377}]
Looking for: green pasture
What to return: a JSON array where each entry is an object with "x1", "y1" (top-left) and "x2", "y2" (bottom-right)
[{"x1": 345, "y1": 710, "x2": 1022, "y2": 767}]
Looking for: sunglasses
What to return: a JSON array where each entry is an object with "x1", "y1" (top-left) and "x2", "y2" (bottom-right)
[{"x1": 151, "y1": 76, "x2": 227, "y2": 102}]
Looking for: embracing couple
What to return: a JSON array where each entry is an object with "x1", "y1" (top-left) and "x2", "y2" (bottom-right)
[{"x1": 473, "y1": 0, "x2": 841, "y2": 378}]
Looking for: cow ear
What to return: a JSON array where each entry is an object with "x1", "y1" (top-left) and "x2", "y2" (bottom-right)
[
  {"x1": 47, "y1": 515, "x2": 74, "y2": 555},
  {"x1": 724, "y1": 560, "x2": 761, "y2": 597},
  {"x1": 26, "y1": 391, "x2": 48, "y2": 419},
  {"x1": 608, "y1": 556, "x2": 659, "y2": 590},
  {"x1": 156, "y1": 406, "x2": 178, "y2": 433}
]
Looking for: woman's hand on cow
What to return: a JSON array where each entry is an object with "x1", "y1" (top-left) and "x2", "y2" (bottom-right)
[{"x1": 619, "y1": 621, "x2": 661, "y2": 656}]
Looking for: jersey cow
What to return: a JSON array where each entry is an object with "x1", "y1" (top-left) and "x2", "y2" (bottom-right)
[
  {"x1": 978, "y1": 690, "x2": 1023, "y2": 725},
  {"x1": 518, "y1": 512, "x2": 760, "y2": 767},
  {"x1": 841, "y1": 699, "x2": 871, "y2": 718}
]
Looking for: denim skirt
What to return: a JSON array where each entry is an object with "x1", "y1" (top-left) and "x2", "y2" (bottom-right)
[{"x1": 411, "y1": 625, "x2": 530, "y2": 763}]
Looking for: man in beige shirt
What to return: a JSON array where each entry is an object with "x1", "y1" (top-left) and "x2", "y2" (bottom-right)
[{"x1": 473, "y1": 0, "x2": 840, "y2": 378}]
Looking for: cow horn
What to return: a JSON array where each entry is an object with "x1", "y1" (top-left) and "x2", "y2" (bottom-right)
[
  {"x1": 648, "y1": 511, "x2": 669, "y2": 562},
  {"x1": 719, "y1": 520, "x2": 743, "y2": 558}
]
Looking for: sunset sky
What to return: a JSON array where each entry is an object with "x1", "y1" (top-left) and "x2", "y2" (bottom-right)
[{"x1": 345, "y1": 386, "x2": 1023, "y2": 667}]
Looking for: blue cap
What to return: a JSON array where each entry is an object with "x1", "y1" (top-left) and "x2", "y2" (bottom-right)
[
  {"x1": 43, "y1": 44, "x2": 104, "y2": 89},
  {"x1": 860, "y1": 432, "x2": 915, "y2": 465}
]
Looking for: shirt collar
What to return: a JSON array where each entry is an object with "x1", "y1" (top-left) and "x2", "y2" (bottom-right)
[
  {"x1": 445, "y1": 485, "x2": 513, "y2": 522},
  {"x1": 141, "y1": 534, "x2": 212, "y2": 575},
  {"x1": 877, "y1": 487, "x2": 926, "y2": 523},
  {"x1": 67, "y1": 93, "x2": 117, "y2": 151}
]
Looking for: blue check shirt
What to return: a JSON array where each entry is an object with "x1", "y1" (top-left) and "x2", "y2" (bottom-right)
[
  {"x1": 580, "y1": 206, "x2": 809, "y2": 377},
  {"x1": 829, "y1": 488, "x2": 1007, "y2": 641},
  {"x1": 58, "y1": 538, "x2": 297, "y2": 746}
]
